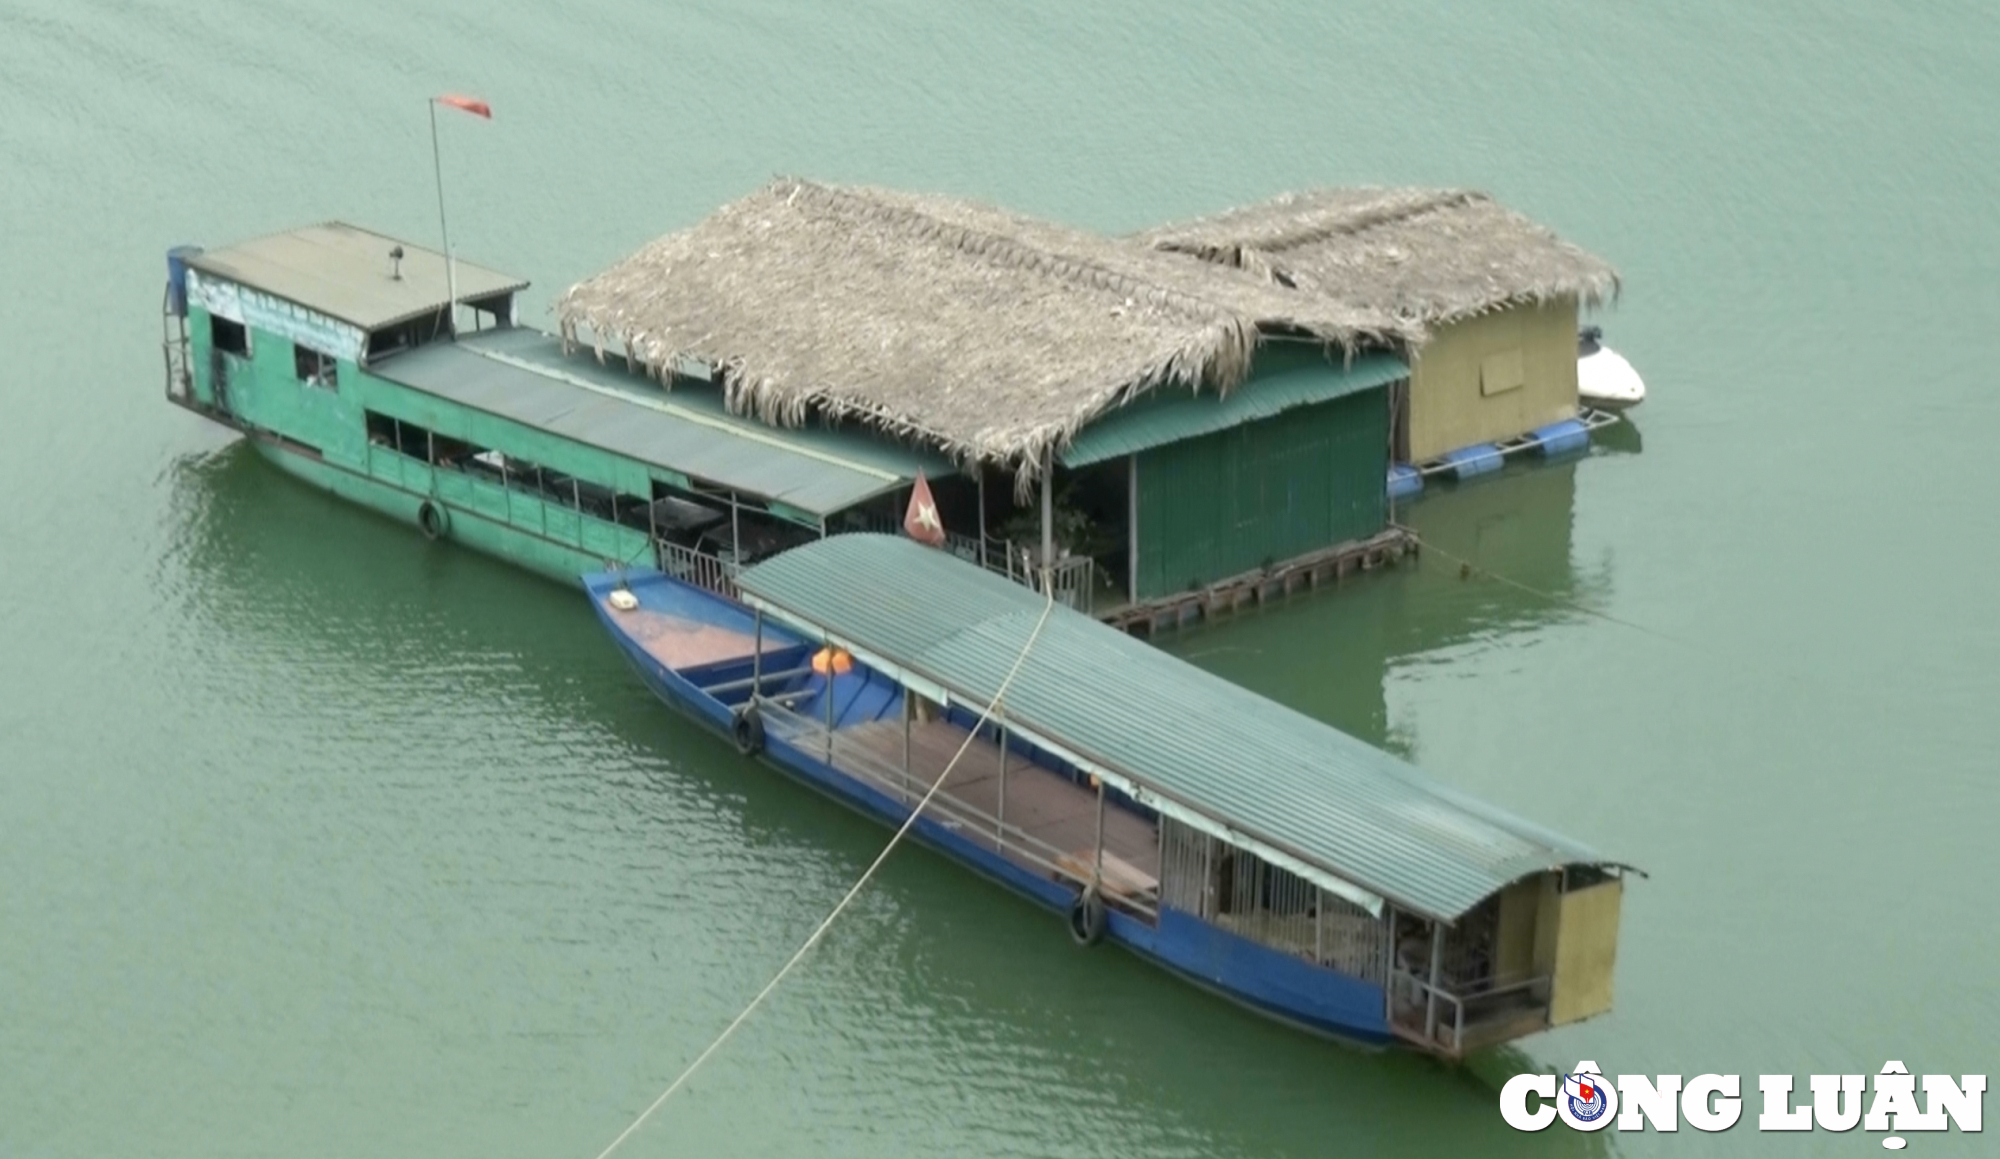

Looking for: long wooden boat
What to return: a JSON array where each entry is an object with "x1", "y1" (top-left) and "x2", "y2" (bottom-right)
[{"x1": 584, "y1": 533, "x2": 1638, "y2": 1058}]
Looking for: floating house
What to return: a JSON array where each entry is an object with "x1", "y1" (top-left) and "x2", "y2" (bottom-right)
[
  {"x1": 1135, "y1": 189, "x2": 1622, "y2": 476},
  {"x1": 160, "y1": 180, "x2": 1619, "y2": 630},
  {"x1": 584, "y1": 532, "x2": 1637, "y2": 1056},
  {"x1": 555, "y1": 178, "x2": 1427, "y2": 618}
]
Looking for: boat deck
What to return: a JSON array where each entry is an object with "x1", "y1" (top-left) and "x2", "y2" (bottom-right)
[
  {"x1": 598, "y1": 594, "x2": 789, "y2": 671},
  {"x1": 832, "y1": 718, "x2": 1161, "y2": 900}
]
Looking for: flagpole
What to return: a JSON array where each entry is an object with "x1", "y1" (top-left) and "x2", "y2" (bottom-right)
[{"x1": 429, "y1": 98, "x2": 459, "y2": 339}]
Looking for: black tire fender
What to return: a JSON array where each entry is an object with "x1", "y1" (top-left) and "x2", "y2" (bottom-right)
[
  {"x1": 732, "y1": 706, "x2": 765, "y2": 757},
  {"x1": 417, "y1": 500, "x2": 448, "y2": 541},
  {"x1": 1068, "y1": 886, "x2": 1108, "y2": 947}
]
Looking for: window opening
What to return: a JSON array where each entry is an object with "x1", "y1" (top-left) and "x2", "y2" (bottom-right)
[
  {"x1": 211, "y1": 315, "x2": 249, "y2": 357},
  {"x1": 294, "y1": 343, "x2": 338, "y2": 389}
]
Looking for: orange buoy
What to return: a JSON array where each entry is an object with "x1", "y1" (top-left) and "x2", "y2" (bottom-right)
[{"x1": 811, "y1": 647, "x2": 853, "y2": 676}]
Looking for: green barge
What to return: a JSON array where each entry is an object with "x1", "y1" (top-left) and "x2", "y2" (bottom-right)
[{"x1": 161, "y1": 222, "x2": 950, "y2": 589}]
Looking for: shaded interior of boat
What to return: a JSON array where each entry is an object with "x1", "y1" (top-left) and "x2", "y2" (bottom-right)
[{"x1": 602, "y1": 574, "x2": 1166, "y2": 906}]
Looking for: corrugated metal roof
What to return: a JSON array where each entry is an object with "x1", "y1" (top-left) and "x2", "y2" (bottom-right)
[
  {"x1": 375, "y1": 329, "x2": 952, "y2": 516},
  {"x1": 1059, "y1": 348, "x2": 1408, "y2": 467},
  {"x1": 736, "y1": 533, "x2": 1618, "y2": 921},
  {"x1": 186, "y1": 222, "x2": 528, "y2": 331}
]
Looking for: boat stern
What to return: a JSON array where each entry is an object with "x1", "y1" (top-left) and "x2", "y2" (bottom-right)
[{"x1": 1387, "y1": 863, "x2": 1634, "y2": 1059}]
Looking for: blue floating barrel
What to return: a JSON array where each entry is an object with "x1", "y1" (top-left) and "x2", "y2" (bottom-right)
[
  {"x1": 1441, "y1": 443, "x2": 1503, "y2": 479},
  {"x1": 165, "y1": 244, "x2": 203, "y2": 317},
  {"x1": 1387, "y1": 463, "x2": 1424, "y2": 500},
  {"x1": 1532, "y1": 418, "x2": 1591, "y2": 458}
]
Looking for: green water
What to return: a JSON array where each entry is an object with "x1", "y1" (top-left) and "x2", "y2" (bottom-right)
[{"x1": 4, "y1": 0, "x2": 1996, "y2": 1155}]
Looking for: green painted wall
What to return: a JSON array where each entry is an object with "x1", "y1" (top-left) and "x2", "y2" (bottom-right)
[
  {"x1": 1133, "y1": 388, "x2": 1387, "y2": 599},
  {"x1": 187, "y1": 305, "x2": 653, "y2": 585}
]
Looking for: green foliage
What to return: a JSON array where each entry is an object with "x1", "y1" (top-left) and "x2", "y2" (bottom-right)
[{"x1": 997, "y1": 480, "x2": 1106, "y2": 557}]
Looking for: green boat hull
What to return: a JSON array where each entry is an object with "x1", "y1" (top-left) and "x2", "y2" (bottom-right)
[{"x1": 246, "y1": 434, "x2": 631, "y2": 586}]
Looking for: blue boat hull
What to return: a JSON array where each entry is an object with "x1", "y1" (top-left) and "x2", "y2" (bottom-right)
[{"x1": 584, "y1": 570, "x2": 1397, "y2": 1047}]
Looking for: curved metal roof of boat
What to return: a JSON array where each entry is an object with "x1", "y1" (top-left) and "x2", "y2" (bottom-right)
[{"x1": 735, "y1": 533, "x2": 1636, "y2": 923}]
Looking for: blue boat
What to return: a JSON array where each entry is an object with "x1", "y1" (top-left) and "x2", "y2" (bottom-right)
[{"x1": 583, "y1": 533, "x2": 1636, "y2": 1057}]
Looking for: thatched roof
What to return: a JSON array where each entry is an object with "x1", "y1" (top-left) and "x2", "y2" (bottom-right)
[
  {"x1": 1133, "y1": 188, "x2": 1619, "y2": 326},
  {"x1": 556, "y1": 178, "x2": 1421, "y2": 478}
]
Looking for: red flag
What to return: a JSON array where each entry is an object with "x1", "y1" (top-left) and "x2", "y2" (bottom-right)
[
  {"x1": 435, "y1": 94, "x2": 492, "y2": 119},
  {"x1": 902, "y1": 471, "x2": 946, "y2": 547}
]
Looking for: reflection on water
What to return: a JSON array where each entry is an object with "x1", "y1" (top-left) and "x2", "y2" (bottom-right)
[
  {"x1": 1395, "y1": 457, "x2": 1609, "y2": 650},
  {"x1": 1589, "y1": 415, "x2": 1645, "y2": 457},
  {"x1": 1160, "y1": 456, "x2": 1601, "y2": 761}
]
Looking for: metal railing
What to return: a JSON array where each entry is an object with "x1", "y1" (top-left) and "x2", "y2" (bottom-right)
[
  {"x1": 1010, "y1": 550, "x2": 1095, "y2": 616},
  {"x1": 652, "y1": 518, "x2": 1098, "y2": 613},
  {"x1": 657, "y1": 539, "x2": 738, "y2": 599},
  {"x1": 832, "y1": 509, "x2": 1005, "y2": 564},
  {"x1": 1389, "y1": 967, "x2": 1549, "y2": 1054},
  {"x1": 831, "y1": 513, "x2": 1098, "y2": 615},
  {"x1": 1158, "y1": 818, "x2": 1386, "y2": 979},
  {"x1": 753, "y1": 698, "x2": 1156, "y2": 918},
  {"x1": 161, "y1": 287, "x2": 192, "y2": 403}
]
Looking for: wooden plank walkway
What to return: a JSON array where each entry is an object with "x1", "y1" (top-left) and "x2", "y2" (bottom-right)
[{"x1": 833, "y1": 718, "x2": 1160, "y2": 896}]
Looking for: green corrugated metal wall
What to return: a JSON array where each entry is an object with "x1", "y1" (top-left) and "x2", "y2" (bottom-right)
[
  {"x1": 189, "y1": 304, "x2": 654, "y2": 583},
  {"x1": 1133, "y1": 388, "x2": 1387, "y2": 600}
]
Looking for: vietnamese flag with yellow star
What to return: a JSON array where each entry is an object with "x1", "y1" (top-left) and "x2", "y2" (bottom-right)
[{"x1": 903, "y1": 470, "x2": 946, "y2": 547}]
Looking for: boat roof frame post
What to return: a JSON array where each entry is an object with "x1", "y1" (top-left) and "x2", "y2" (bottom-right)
[
  {"x1": 1380, "y1": 903, "x2": 1398, "y2": 1022},
  {"x1": 751, "y1": 608, "x2": 763, "y2": 712},
  {"x1": 901, "y1": 686, "x2": 913, "y2": 796},
  {"x1": 995, "y1": 717, "x2": 1008, "y2": 849},
  {"x1": 1127, "y1": 454, "x2": 1139, "y2": 607},
  {"x1": 1425, "y1": 920, "x2": 1445, "y2": 1046},
  {"x1": 822, "y1": 627, "x2": 836, "y2": 762},
  {"x1": 1092, "y1": 776, "x2": 1107, "y2": 891},
  {"x1": 1314, "y1": 885, "x2": 1324, "y2": 964},
  {"x1": 1040, "y1": 449, "x2": 1053, "y2": 568}
]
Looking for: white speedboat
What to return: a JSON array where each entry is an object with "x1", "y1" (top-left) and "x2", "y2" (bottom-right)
[{"x1": 1577, "y1": 325, "x2": 1645, "y2": 409}]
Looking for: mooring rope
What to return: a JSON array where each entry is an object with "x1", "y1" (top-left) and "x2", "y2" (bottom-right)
[
  {"x1": 1403, "y1": 530, "x2": 1888, "y2": 711},
  {"x1": 1404, "y1": 531, "x2": 1693, "y2": 649},
  {"x1": 586, "y1": 570, "x2": 1061, "y2": 1159}
]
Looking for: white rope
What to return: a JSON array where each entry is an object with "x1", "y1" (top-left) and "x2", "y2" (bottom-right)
[{"x1": 587, "y1": 572, "x2": 1061, "y2": 1159}]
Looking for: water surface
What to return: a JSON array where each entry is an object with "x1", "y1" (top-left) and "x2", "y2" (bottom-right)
[{"x1": 2, "y1": 1, "x2": 1995, "y2": 1155}]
